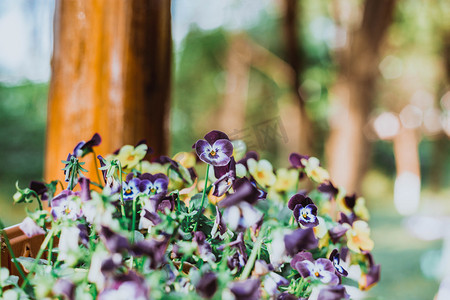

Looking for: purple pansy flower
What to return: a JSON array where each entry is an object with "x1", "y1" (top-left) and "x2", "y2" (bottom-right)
[
  {"x1": 288, "y1": 194, "x2": 319, "y2": 228},
  {"x1": 219, "y1": 178, "x2": 264, "y2": 231},
  {"x1": 318, "y1": 285, "x2": 349, "y2": 300},
  {"x1": 73, "y1": 133, "x2": 102, "y2": 158},
  {"x1": 99, "y1": 226, "x2": 130, "y2": 254},
  {"x1": 19, "y1": 217, "x2": 45, "y2": 238},
  {"x1": 212, "y1": 157, "x2": 236, "y2": 197},
  {"x1": 289, "y1": 153, "x2": 310, "y2": 169},
  {"x1": 292, "y1": 251, "x2": 339, "y2": 285},
  {"x1": 253, "y1": 260, "x2": 289, "y2": 296},
  {"x1": 329, "y1": 249, "x2": 348, "y2": 276},
  {"x1": 194, "y1": 130, "x2": 233, "y2": 166},
  {"x1": 318, "y1": 181, "x2": 339, "y2": 199},
  {"x1": 211, "y1": 206, "x2": 227, "y2": 239},
  {"x1": 229, "y1": 278, "x2": 261, "y2": 300},
  {"x1": 53, "y1": 279, "x2": 75, "y2": 300},
  {"x1": 193, "y1": 231, "x2": 216, "y2": 262},
  {"x1": 338, "y1": 212, "x2": 356, "y2": 226},
  {"x1": 51, "y1": 190, "x2": 81, "y2": 220},
  {"x1": 196, "y1": 272, "x2": 218, "y2": 299},
  {"x1": 284, "y1": 228, "x2": 318, "y2": 256},
  {"x1": 139, "y1": 173, "x2": 169, "y2": 199},
  {"x1": 98, "y1": 271, "x2": 149, "y2": 300},
  {"x1": 359, "y1": 250, "x2": 381, "y2": 290},
  {"x1": 222, "y1": 233, "x2": 247, "y2": 271},
  {"x1": 328, "y1": 224, "x2": 348, "y2": 244},
  {"x1": 131, "y1": 238, "x2": 168, "y2": 270},
  {"x1": 237, "y1": 151, "x2": 259, "y2": 170},
  {"x1": 277, "y1": 292, "x2": 299, "y2": 300},
  {"x1": 29, "y1": 181, "x2": 50, "y2": 201},
  {"x1": 122, "y1": 178, "x2": 142, "y2": 201}
]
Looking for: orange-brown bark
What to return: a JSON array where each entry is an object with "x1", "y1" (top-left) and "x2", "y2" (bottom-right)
[
  {"x1": 326, "y1": 0, "x2": 397, "y2": 193},
  {"x1": 45, "y1": 0, "x2": 172, "y2": 185}
]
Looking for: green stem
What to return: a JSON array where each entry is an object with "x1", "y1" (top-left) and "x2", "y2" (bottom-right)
[
  {"x1": 240, "y1": 226, "x2": 266, "y2": 280},
  {"x1": 0, "y1": 220, "x2": 27, "y2": 281},
  {"x1": 92, "y1": 150, "x2": 103, "y2": 187},
  {"x1": 57, "y1": 180, "x2": 65, "y2": 191},
  {"x1": 21, "y1": 228, "x2": 55, "y2": 289},
  {"x1": 29, "y1": 190, "x2": 43, "y2": 212},
  {"x1": 47, "y1": 234, "x2": 54, "y2": 266},
  {"x1": 131, "y1": 196, "x2": 137, "y2": 243},
  {"x1": 193, "y1": 164, "x2": 210, "y2": 232},
  {"x1": 117, "y1": 162, "x2": 126, "y2": 221}
]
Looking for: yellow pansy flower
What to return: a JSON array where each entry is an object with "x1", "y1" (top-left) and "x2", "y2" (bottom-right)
[
  {"x1": 116, "y1": 144, "x2": 148, "y2": 169},
  {"x1": 354, "y1": 197, "x2": 370, "y2": 221},
  {"x1": 301, "y1": 157, "x2": 330, "y2": 183},
  {"x1": 173, "y1": 152, "x2": 197, "y2": 169},
  {"x1": 345, "y1": 220, "x2": 374, "y2": 253},
  {"x1": 140, "y1": 160, "x2": 168, "y2": 175},
  {"x1": 247, "y1": 158, "x2": 276, "y2": 187},
  {"x1": 273, "y1": 168, "x2": 298, "y2": 192}
]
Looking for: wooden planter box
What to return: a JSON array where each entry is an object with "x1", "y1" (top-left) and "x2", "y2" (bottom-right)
[{"x1": 1, "y1": 224, "x2": 46, "y2": 277}]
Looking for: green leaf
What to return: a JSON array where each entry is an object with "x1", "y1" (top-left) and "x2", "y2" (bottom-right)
[
  {"x1": 341, "y1": 276, "x2": 360, "y2": 288},
  {"x1": 16, "y1": 257, "x2": 48, "y2": 274},
  {"x1": 4, "y1": 275, "x2": 19, "y2": 287},
  {"x1": 189, "y1": 193, "x2": 207, "y2": 211},
  {"x1": 134, "y1": 230, "x2": 145, "y2": 243}
]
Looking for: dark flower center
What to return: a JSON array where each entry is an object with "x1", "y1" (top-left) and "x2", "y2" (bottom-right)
[{"x1": 210, "y1": 149, "x2": 217, "y2": 156}]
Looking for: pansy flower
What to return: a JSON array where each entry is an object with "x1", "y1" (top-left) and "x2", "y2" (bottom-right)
[
  {"x1": 72, "y1": 133, "x2": 102, "y2": 158},
  {"x1": 194, "y1": 130, "x2": 233, "y2": 166},
  {"x1": 303, "y1": 157, "x2": 330, "y2": 183},
  {"x1": 253, "y1": 260, "x2": 289, "y2": 296},
  {"x1": 359, "y1": 250, "x2": 381, "y2": 290},
  {"x1": 291, "y1": 251, "x2": 339, "y2": 285},
  {"x1": 211, "y1": 206, "x2": 228, "y2": 239},
  {"x1": 193, "y1": 231, "x2": 216, "y2": 262},
  {"x1": 98, "y1": 271, "x2": 149, "y2": 300},
  {"x1": 212, "y1": 157, "x2": 236, "y2": 197},
  {"x1": 219, "y1": 178, "x2": 263, "y2": 231},
  {"x1": 329, "y1": 249, "x2": 348, "y2": 276},
  {"x1": 343, "y1": 220, "x2": 374, "y2": 253},
  {"x1": 288, "y1": 194, "x2": 319, "y2": 228},
  {"x1": 247, "y1": 158, "x2": 276, "y2": 187},
  {"x1": 116, "y1": 144, "x2": 148, "y2": 169},
  {"x1": 318, "y1": 180, "x2": 339, "y2": 200},
  {"x1": 131, "y1": 238, "x2": 168, "y2": 270},
  {"x1": 52, "y1": 279, "x2": 75, "y2": 300},
  {"x1": 317, "y1": 285, "x2": 349, "y2": 300},
  {"x1": 229, "y1": 278, "x2": 261, "y2": 300},
  {"x1": 139, "y1": 173, "x2": 169, "y2": 199},
  {"x1": 196, "y1": 272, "x2": 218, "y2": 299},
  {"x1": 122, "y1": 178, "x2": 142, "y2": 201},
  {"x1": 283, "y1": 228, "x2": 318, "y2": 256},
  {"x1": 273, "y1": 168, "x2": 298, "y2": 192},
  {"x1": 29, "y1": 180, "x2": 51, "y2": 201},
  {"x1": 51, "y1": 190, "x2": 82, "y2": 220},
  {"x1": 19, "y1": 217, "x2": 45, "y2": 238},
  {"x1": 289, "y1": 153, "x2": 310, "y2": 169}
]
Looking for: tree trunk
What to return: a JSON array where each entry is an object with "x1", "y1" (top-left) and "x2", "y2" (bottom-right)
[
  {"x1": 281, "y1": 0, "x2": 313, "y2": 156},
  {"x1": 45, "y1": 0, "x2": 171, "y2": 184},
  {"x1": 326, "y1": 0, "x2": 396, "y2": 194}
]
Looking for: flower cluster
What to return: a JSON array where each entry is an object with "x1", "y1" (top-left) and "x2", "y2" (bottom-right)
[{"x1": 0, "y1": 131, "x2": 380, "y2": 300}]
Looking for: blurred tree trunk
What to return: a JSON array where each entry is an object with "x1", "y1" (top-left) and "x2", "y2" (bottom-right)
[
  {"x1": 217, "y1": 35, "x2": 251, "y2": 134},
  {"x1": 326, "y1": 0, "x2": 396, "y2": 194},
  {"x1": 45, "y1": 0, "x2": 172, "y2": 184},
  {"x1": 280, "y1": 0, "x2": 313, "y2": 156}
]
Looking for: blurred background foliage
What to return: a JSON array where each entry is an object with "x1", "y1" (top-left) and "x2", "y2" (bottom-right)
[{"x1": 1, "y1": 0, "x2": 450, "y2": 299}]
